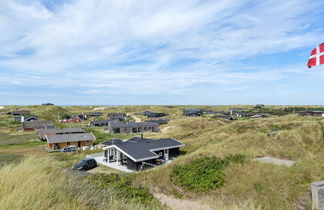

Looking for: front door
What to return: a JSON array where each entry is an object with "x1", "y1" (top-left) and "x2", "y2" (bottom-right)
[{"x1": 78, "y1": 141, "x2": 81, "y2": 147}]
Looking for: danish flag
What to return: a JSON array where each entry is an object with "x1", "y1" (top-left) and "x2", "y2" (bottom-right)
[{"x1": 307, "y1": 43, "x2": 324, "y2": 68}]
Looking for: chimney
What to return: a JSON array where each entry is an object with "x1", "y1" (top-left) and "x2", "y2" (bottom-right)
[{"x1": 21, "y1": 115, "x2": 24, "y2": 122}]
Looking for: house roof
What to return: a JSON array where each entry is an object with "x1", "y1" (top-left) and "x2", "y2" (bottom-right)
[
  {"x1": 102, "y1": 137, "x2": 184, "y2": 162},
  {"x1": 142, "y1": 111, "x2": 167, "y2": 117},
  {"x1": 38, "y1": 128, "x2": 85, "y2": 137},
  {"x1": 146, "y1": 119, "x2": 169, "y2": 124},
  {"x1": 14, "y1": 116, "x2": 38, "y2": 122},
  {"x1": 90, "y1": 120, "x2": 111, "y2": 125},
  {"x1": 183, "y1": 108, "x2": 203, "y2": 112},
  {"x1": 22, "y1": 121, "x2": 54, "y2": 129},
  {"x1": 87, "y1": 112, "x2": 103, "y2": 116},
  {"x1": 301, "y1": 110, "x2": 324, "y2": 113},
  {"x1": 46, "y1": 133, "x2": 96, "y2": 143},
  {"x1": 11, "y1": 110, "x2": 31, "y2": 115},
  {"x1": 108, "y1": 121, "x2": 159, "y2": 128}
]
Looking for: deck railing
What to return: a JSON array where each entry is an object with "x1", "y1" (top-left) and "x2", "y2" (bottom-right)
[{"x1": 139, "y1": 162, "x2": 156, "y2": 171}]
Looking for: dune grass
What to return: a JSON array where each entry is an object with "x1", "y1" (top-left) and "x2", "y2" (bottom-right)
[
  {"x1": 134, "y1": 114, "x2": 324, "y2": 210},
  {"x1": 1, "y1": 105, "x2": 324, "y2": 209},
  {"x1": 0, "y1": 156, "x2": 164, "y2": 210}
]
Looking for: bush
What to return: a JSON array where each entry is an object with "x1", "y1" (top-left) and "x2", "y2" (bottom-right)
[
  {"x1": 171, "y1": 155, "x2": 246, "y2": 192},
  {"x1": 92, "y1": 174, "x2": 158, "y2": 206}
]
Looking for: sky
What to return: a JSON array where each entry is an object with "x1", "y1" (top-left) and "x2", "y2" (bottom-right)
[{"x1": 1, "y1": 0, "x2": 324, "y2": 105}]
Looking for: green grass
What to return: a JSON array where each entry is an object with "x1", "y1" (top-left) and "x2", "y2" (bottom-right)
[
  {"x1": 0, "y1": 156, "x2": 164, "y2": 210},
  {"x1": 91, "y1": 173, "x2": 161, "y2": 207},
  {"x1": 0, "y1": 133, "x2": 38, "y2": 147},
  {"x1": 0, "y1": 153, "x2": 23, "y2": 168},
  {"x1": 1, "y1": 105, "x2": 324, "y2": 209},
  {"x1": 171, "y1": 155, "x2": 245, "y2": 192}
]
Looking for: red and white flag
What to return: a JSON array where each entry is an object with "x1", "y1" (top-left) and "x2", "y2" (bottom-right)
[{"x1": 307, "y1": 42, "x2": 324, "y2": 68}]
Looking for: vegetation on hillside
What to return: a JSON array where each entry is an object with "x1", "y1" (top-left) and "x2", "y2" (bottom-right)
[
  {"x1": 92, "y1": 173, "x2": 160, "y2": 206},
  {"x1": 0, "y1": 156, "x2": 163, "y2": 210},
  {"x1": 171, "y1": 155, "x2": 245, "y2": 192},
  {"x1": 1, "y1": 105, "x2": 324, "y2": 210}
]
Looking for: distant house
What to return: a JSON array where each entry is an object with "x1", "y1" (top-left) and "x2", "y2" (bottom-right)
[
  {"x1": 202, "y1": 110, "x2": 219, "y2": 114},
  {"x1": 233, "y1": 112, "x2": 249, "y2": 117},
  {"x1": 42, "y1": 103, "x2": 54, "y2": 106},
  {"x1": 105, "y1": 121, "x2": 160, "y2": 134},
  {"x1": 89, "y1": 120, "x2": 111, "y2": 127},
  {"x1": 298, "y1": 111, "x2": 324, "y2": 117},
  {"x1": 76, "y1": 114, "x2": 87, "y2": 120},
  {"x1": 255, "y1": 104, "x2": 265, "y2": 108},
  {"x1": 46, "y1": 133, "x2": 95, "y2": 150},
  {"x1": 146, "y1": 119, "x2": 170, "y2": 125},
  {"x1": 214, "y1": 115, "x2": 234, "y2": 120},
  {"x1": 14, "y1": 116, "x2": 38, "y2": 122},
  {"x1": 143, "y1": 111, "x2": 167, "y2": 118},
  {"x1": 93, "y1": 107, "x2": 105, "y2": 111},
  {"x1": 21, "y1": 121, "x2": 54, "y2": 131},
  {"x1": 229, "y1": 108, "x2": 247, "y2": 115},
  {"x1": 99, "y1": 137, "x2": 185, "y2": 171},
  {"x1": 10, "y1": 110, "x2": 31, "y2": 116},
  {"x1": 108, "y1": 113, "x2": 126, "y2": 121},
  {"x1": 251, "y1": 114, "x2": 268, "y2": 118},
  {"x1": 59, "y1": 116, "x2": 82, "y2": 123},
  {"x1": 37, "y1": 128, "x2": 85, "y2": 141},
  {"x1": 87, "y1": 112, "x2": 103, "y2": 117},
  {"x1": 183, "y1": 109, "x2": 203, "y2": 117}
]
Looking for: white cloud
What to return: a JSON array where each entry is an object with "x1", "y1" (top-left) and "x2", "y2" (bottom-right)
[{"x1": 0, "y1": 0, "x2": 324, "y2": 104}]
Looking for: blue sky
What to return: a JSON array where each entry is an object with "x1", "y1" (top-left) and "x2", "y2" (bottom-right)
[{"x1": 1, "y1": 0, "x2": 324, "y2": 105}]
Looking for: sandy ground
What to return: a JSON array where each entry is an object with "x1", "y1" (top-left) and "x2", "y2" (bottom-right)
[
  {"x1": 161, "y1": 125, "x2": 175, "y2": 133},
  {"x1": 129, "y1": 114, "x2": 142, "y2": 122},
  {"x1": 153, "y1": 193, "x2": 211, "y2": 210}
]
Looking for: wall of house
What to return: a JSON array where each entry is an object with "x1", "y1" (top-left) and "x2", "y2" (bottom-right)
[
  {"x1": 23, "y1": 128, "x2": 35, "y2": 131},
  {"x1": 48, "y1": 140, "x2": 92, "y2": 149},
  {"x1": 306, "y1": 112, "x2": 324, "y2": 117},
  {"x1": 154, "y1": 149, "x2": 165, "y2": 158},
  {"x1": 169, "y1": 147, "x2": 180, "y2": 158},
  {"x1": 110, "y1": 125, "x2": 160, "y2": 134},
  {"x1": 126, "y1": 157, "x2": 140, "y2": 171}
]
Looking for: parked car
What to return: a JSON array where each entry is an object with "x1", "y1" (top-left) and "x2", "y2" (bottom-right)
[
  {"x1": 60, "y1": 147, "x2": 76, "y2": 152},
  {"x1": 72, "y1": 158, "x2": 97, "y2": 171}
]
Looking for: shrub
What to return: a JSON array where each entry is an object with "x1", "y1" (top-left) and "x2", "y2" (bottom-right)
[
  {"x1": 171, "y1": 155, "x2": 246, "y2": 192},
  {"x1": 92, "y1": 173, "x2": 158, "y2": 206}
]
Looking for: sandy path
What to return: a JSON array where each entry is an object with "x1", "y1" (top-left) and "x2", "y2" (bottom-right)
[
  {"x1": 128, "y1": 113, "x2": 142, "y2": 122},
  {"x1": 153, "y1": 193, "x2": 211, "y2": 210}
]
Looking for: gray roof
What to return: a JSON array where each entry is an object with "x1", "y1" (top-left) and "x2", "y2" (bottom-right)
[
  {"x1": 102, "y1": 137, "x2": 184, "y2": 162},
  {"x1": 38, "y1": 128, "x2": 85, "y2": 136},
  {"x1": 46, "y1": 133, "x2": 96, "y2": 143},
  {"x1": 14, "y1": 116, "x2": 38, "y2": 122},
  {"x1": 90, "y1": 120, "x2": 110, "y2": 124},
  {"x1": 22, "y1": 120, "x2": 54, "y2": 129},
  {"x1": 109, "y1": 121, "x2": 159, "y2": 128}
]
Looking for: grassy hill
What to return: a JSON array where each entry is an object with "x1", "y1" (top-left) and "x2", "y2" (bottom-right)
[{"x1": 0, "y1": 105, "x2": 323, "y2": 209}]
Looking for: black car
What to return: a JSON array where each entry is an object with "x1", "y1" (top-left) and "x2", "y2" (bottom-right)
[{"x1": 73, "y1": 158, "x2": 97, "y2": 171}]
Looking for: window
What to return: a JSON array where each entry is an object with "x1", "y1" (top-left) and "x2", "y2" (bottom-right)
[
  {"x1": 67, "y1": 142, "x2": 70, "y2": 145},
  {"x1": 159, "y1": 152, "x2": 163, "y2": 157},
  {"x1": 85, "y1": 140, "x2": 90, "y2": 144},
  {"x1": 165, "y1": 149, "x2": 168, "y2": 154}
]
